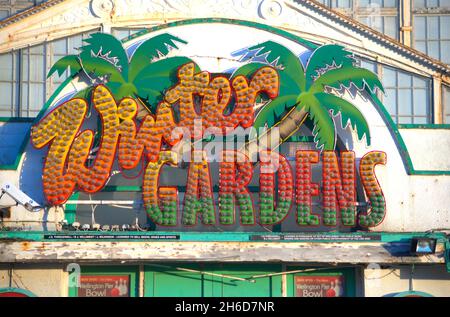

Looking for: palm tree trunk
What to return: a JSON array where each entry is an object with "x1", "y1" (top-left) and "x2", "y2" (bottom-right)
[
  {"x1": 135, "y1": 97, "x2": 152, "y2": 120},
  {"x1": 243, "y1": 106, "x2": 309, "y2": 159},
  {"x1": 168, "y1": 106, "x2": 309, "y2": 166}
]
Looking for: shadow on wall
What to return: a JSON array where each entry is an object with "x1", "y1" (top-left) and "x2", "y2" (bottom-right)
[
  {"x1": 19, "y1": 142, "x2": 45, "y2": 207},
  {"x1": 0, "y1": 122, "x2": 32, "y2": 166}
]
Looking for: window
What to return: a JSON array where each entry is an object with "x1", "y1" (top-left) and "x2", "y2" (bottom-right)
[
  {"x1": 317, "y1": 0, "x2": 400, "y2": 40},
  {"x1": 413, "y1": 0, "x2": 450, "y2": 64},
  {"x1": 20, "y1": 44, "x2": 46, "y2": 117},
  {"x1": 357, "y1": 58, "x2": 432, "y2": 124},
  {"x1": 48, "y1": 33, "x2": 90, "y2": 94},
  {"x1": 0, "y1": 10, "x2": 9, "y2": 20},
  {"x1": 111, "y1": 28, "x2": 143, "y2": 41},
  {"x1": 359, "y1": 57, "x2": 378, "y2": 73},
  {"x1": 0, "y1": 0, "x2": 48, "y2": 21},
  {"x1": 0, "y1": 52, "x2": 19, "y2": 116},
  {"x1": 357, "y1": 14, "x2": 399, "y2": 40},
  {"x1": 382, "y1": 65, "x2": 431, "y2": 123},
  {"x1": 443, "y1": 84, "x2": 450, "y2": 123},
  {"x1": 0, "y1": 31, "x2": 97, "y2": 118}
]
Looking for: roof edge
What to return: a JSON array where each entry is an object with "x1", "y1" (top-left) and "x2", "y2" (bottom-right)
[
  {"x1": 0, "y1": 0, "x2": 449, "y2": 75},
  {"x1": 300, "y1": 0, "x2": 450, "y2": 75},
  {"x1": 0, "y1": 0, "x2": 66, "y2": 29}
]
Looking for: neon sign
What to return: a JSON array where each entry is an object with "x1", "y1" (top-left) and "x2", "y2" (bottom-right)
[{"x1": 32, "y1": 32, "x2": 387, "y2": 228}]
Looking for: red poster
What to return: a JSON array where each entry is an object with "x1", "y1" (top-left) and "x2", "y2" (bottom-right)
[
  {"x1": 295, "y1": 276, "x2": 345, "y2": 297},
  {"x1": 78, "y1": 275, "x2": 130, "y2": 297},
  {"x1": 0, "y1": 292, "x2": 29, "y2": 297}
]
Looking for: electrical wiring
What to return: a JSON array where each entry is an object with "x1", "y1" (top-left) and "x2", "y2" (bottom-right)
[
  {"x1": 364, "y1": 268, "x2": 397, "y2": 280},
  {"x1": 110, "y1": 204, "x2": 134, "y2": 209},
  {"x1": 249, "y1": 265, "x2": 356, "y2": 280}
]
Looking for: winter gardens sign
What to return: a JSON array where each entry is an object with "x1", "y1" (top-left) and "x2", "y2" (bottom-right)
[{"x1": 31, "y1": 26, "x2": 387, "y2": 229}]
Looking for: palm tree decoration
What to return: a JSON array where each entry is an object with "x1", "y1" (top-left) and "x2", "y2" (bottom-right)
[
  {"x1": 232, "y1": 41, "x2": 384, "y2": 151},
  {"x1": 48, "y1": 32, "x2": 199, "y2": 115}
]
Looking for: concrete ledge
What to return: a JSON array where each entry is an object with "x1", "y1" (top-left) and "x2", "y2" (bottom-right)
[{"x1": 0, "y1": 241, "x2": 445, "y2": 264}]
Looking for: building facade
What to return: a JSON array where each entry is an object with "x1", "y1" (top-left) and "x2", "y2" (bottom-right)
[{"x1": 0, "y1": 0, "x2": 449, "y2": 297}]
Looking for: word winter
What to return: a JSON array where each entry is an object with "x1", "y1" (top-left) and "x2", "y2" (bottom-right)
[{"x1": 32, "y1": 64, "x2": 386, "y2": 228}]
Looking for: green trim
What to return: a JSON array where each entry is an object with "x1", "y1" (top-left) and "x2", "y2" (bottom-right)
[
  {"x1": 0, "y1": 230, "x2": 446, "y2": 243},
  {"x1": 65, "y1": 192, "x2": 80, "y2": 224},
  {"x1": 123, "y1": 18, "x2": 319, "y2": 50},
  {"x1": 393, "y1": 291, "x2": 433, "y2": 297},
  {"x1": 0, "y1": 77, "x2": 73, "y2": 170},
  {"x1": 0, "y1": 117, "x2": 35, "y2": 122},
  {"x1": 368, "y1": 90, "x2": 450, "y2": 175},
  {"x1": 72, "y1": 185, "x2": 266, "y2": 194},
  {"x1": 445, "y1": 238, "x2": 450, "y2": 273},
  {"x1": 0, "y1": 287, "x2": 37, "y2": 297},
  {"x1": 101, "y1": 186, "x2": 142, "y2": 192},
  {"x1": 68, "y1": 265, "x2": 139, "y2": 297},
  {"x1": 398, "y1": 124, "x2": 450, "y2": 129}
]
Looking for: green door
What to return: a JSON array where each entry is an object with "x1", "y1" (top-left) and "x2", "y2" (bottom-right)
[
  {"x1": 69, "y1": 264, "x2": 357, "y2": 297},
  {"x1": 144, "y1": 263, "x2": 283, "y2": 297}
]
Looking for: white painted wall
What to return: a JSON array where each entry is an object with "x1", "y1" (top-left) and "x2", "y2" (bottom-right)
[
  {"x1": 0, "y1": 264, "x2": 68, "y2": 297},
  {"x1": 400, "y1": 128, "x2": 450, "y2": 171},
  {"x1": 364, "y1": 264, "x2": 450, "y2": 297}
]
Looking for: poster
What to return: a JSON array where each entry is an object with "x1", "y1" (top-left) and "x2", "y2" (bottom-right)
[
  {"x1": 78, "y1": 275, "x2": 130, "y2": 297},
  {"x1": 295, "y1": 276, "x2": 345, "y2": 297}
]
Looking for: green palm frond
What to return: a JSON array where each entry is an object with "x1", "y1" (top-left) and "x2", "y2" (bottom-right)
[
  {"x1": 251, "y1": 94, "x2": 299, "y2": 138},
  {"x1": 80, "y1": 33, "x2": 129, "y2": 79},
  {"x1": 231, "y1": 62, "x2": 301, "y2": 97},
  {"x1": 79, "y1": 55, "x2": 126, "y2": 85},
  {"x1": 247, "y1": 41, "x2": 306, "y2": 91},
  {"x1": 47, "y1": 55, "x2": 82, "y2": 78},
  {"x1": 305, "y1": 44, "x2": 355, "y2": 89},
  {"x1": 72, "y1": 87, "x2": 92, "y2": 100},
  {"x1": 109, "y1": 82, "x2": 138, "y2": 100},
  {"x1": 128, "y1": 34, "x2": 188, "y2": 82},
  {"x1": 315, "y1": 92, "x2": 370, "y2": 145},
  {"x1": 298, "y1": 94, "x2": 336, "y2": 150},
  {"x1": 133, "y1": 57, "x2": 199, "y2": 111},
  {"x1": 309, "y1": 67, "x2": 384, "y2": 94}
]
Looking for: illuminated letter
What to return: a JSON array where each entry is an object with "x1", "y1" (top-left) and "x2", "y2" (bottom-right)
[
  {"x1": 118, "y1": 100, "x2": 179, "y2": 165},
  {"x1": 142, "y1": 151, "x2": 178, "y2": 226},
  {"x1": 359, "y1": 151, "x2": 387, "y2": 227},
  {"x1": 219, "y1": 150, "x2": 255, "y2": 225},
  {"x1": 31, "y1": 99, "x2": 87, "y2": 205},
  {"x1": 68, "y1": 85, "x2": 120, "y2": 193},
  {"x1": 259, "y1": 150, "x2": 293, "y2": 225},
  {"x1": 183, "y1": 151, "x2": 216, "y2": 225},
  {"x1": 296, "y1": 150, "x2": 320, "y2": 226},
  {"x1": 322, "y1": 151, "x2": 357, "y2": 226}
]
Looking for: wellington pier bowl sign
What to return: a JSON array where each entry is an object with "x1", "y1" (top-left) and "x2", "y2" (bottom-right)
[{"x1": 28, "y1": 21, "x2": 389, "y2": 232}]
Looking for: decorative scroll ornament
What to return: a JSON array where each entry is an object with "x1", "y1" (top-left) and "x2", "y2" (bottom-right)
[
  {"x1": 90, "y1": 0, "x2": 115, "y2": 18},
  {"x1": 259, "y1": 0, "x2": 283, "y2": 20}
]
